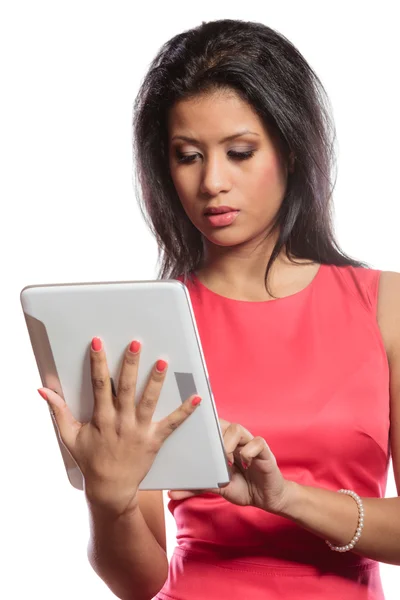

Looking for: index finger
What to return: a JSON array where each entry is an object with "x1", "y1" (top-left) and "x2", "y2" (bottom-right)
[{"x1": 219, "y1": 418, "x2": 231, "y2": 434}]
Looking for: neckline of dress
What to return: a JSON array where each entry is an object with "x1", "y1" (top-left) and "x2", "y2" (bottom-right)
[{"x1": 188, "y1": 263, "x2": 326, "y2": 306}]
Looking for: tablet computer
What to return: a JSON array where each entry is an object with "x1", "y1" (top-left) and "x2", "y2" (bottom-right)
[{"x1": 20, "y1": 278, "x2": 230, "y2": 491}]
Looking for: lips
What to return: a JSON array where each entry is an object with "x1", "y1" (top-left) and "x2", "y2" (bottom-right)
[
  {"x1": 204, "y1": 210, "x2": 240, "y2": 227},
  {"x1": 204, "y1": 205, "x2": 238, "y2": 215}
]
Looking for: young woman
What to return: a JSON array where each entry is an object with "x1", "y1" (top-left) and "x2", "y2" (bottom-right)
[{"x1": 38, "y1": 19, "x2": 400, "y2": 599}]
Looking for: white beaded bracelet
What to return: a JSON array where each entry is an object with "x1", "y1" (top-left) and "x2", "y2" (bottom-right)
[{"x1": 325, "y1": 489, "x2": 365, "y2": 553}]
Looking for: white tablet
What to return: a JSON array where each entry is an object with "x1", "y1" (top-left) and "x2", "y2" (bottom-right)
[{"x1": 20, "y1": 278, "x2": 230, "y2": 491}]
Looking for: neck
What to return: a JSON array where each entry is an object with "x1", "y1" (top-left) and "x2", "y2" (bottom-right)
[
  {"x1": 195, "y1": 234, "x2": 318, "y2": 302},
  {"x1": 198, "y1": 230, "x2": 284, "y2": 285}
]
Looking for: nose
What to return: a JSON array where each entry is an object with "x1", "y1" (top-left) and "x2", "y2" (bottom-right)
[{"x1": 199, "y1": 154, "x2": 232, "y2": 197}]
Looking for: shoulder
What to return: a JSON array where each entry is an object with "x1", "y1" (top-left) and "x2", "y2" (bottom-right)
[
  {"x1": 330, "y1": 265, "x2": 399, "y2": 357},
  {"x1": 377, "y1": 270, "x2": 400, "y2": 359},
  {"x1": 328, "y1": 264, "x2": 381, "y2": 313}
]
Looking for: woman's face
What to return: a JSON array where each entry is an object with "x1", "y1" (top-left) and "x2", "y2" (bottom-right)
[{"x1": 167, "y1": 89, "x2": 292, "y2": 250}]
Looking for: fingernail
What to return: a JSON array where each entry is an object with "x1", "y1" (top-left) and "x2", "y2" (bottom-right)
[
  {"x1": 37, "y1": 389, "x2": 48, "y2": 401},
  {"x1": 191, "y1": 395, "x2": 202, "y2": 407},
  {"x1": 241, "y1": 461, "x2": 248, "y2": 470},
  {"x1": 156, "y1": 359, "x2": 168, "y2": 373},
  {"x1": 92, "y1": 337, "x2": 102, "y2": 352},
  {"x1": 129, "y1": 340, "x2": 141, "y2": 354},
  {"x1": 228, "y1": 460, "x2": 233, "y2": 467}
]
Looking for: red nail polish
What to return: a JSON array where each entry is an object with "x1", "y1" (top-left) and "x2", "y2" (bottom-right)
[
  {"x1": 129, "y1": 340, "x2": 141, "y2": 353},
  {"x1": 37, "y1": 389, "x2": 48, "y2": 401},
  {"x1": 92, "y1": 337, "x2": 102, "y2": 352},
  {"x1": 156, "y1": 359, "x2": 168, "y2": 372},
  {"x1": 241, "y1": 461, "x2": 248, "y2": 470},
  {"x1": 228, "y1": 460, "x2": 233, "y2": 467},
  {"x1": 191, "y1": 396, "x2": 202, "y2": 406}
]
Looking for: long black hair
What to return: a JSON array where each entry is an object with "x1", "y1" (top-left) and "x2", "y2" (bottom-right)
[{"x1": 132, "y1": 18, "x2": 367, "y2": 291}]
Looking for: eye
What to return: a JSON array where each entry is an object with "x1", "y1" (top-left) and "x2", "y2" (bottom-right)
[
  {"x1": 229, "y1": 150, "x2": 255, "y2": 160},
  {"x1": 175, "y1": 150, "x2": 255, "y2": 164},
  {"x1": 174, "y1": 152, "x2": 197, "y2": 164}
]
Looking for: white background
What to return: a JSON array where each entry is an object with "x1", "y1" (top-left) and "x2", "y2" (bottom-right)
[{"x1": 1, "y1": 1, "x2": 399, "y2": 598}]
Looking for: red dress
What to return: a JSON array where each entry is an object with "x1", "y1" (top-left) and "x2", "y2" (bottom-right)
[{"x1": 156, "y1": 264, "x2": 390, "y2": 599}]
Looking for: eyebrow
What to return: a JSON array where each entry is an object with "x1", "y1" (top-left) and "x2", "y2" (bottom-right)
[{"x1": 171, "y1": 130, "x2": 260, "y2": 144}]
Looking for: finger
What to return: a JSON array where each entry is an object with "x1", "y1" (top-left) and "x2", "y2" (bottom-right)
[
  {"x1": 116, "y1": 340, "x2": 141, "y2": 413},
  {"x1": 38, "y1": 388, "x2": 81, "y2": 452},
  {"x1": 90, "y1": 337, "x2": 115, "y2": 424},
  {"x1": 167, "y1": 490, "x2": 199, "y2": 500},
  {"x1": 135, "y1": 359, "x2": 169, "y2": 424},
  {"x1": 168, "y1": 488, "x2": 221, "y2": 500},
  {"x1": 239, "y1": 436, "x2": 273, "y2": 469},
  {"x1": 155, "y1": 393, "x2": 202, "y2": 443},
  {"x1": 223, "y1": 423, "x2": 254, "y2": 464},
  {"x1": 218, "y1": 418, "x2": 231, "y2": 435}
]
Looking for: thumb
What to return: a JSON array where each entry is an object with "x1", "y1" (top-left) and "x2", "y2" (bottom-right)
[{"x1": 37, "y1": 388, "x2": 81, "y2": 452}]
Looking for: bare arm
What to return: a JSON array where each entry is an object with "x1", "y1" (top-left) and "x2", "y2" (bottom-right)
[
  {"x1": 87, "y1": 491, "x2": 168, "y2": 600},
  {"x1": 40, "y1": 339, "x2": 201, "y2": 600},
  {"x1": 277, "y1": 484, "x2": 400, "y2": 564}
]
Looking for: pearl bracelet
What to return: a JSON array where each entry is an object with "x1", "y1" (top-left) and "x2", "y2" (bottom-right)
[{"x1": 325, "y1": 489, "x2": 365, "y2": 552}]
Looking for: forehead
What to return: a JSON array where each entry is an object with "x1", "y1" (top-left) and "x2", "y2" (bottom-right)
[{"x1": 167, "y1": 90, "x2": 263, "y2": 136}]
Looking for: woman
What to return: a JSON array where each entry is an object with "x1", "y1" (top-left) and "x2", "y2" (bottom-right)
[{"x1": 38, "y1": 19, "x2": 400, "y2": 599}]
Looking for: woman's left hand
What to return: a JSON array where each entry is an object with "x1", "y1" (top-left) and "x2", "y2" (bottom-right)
[{"x1": 168, "y1": 418, "x2": 295, "y2": 514}]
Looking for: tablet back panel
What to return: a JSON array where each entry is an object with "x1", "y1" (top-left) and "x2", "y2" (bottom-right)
[{"x1": 21, "y1": 280, "x2": 230, "y2": 490}]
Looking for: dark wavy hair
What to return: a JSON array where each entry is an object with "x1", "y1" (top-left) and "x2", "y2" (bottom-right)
[{"x1": 132, "y1": 18, "x2": 367, "y2": 291}]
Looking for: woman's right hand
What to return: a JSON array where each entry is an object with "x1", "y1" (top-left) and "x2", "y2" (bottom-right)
[{"x1": 37, "y1": 337, "x2": 202, "y2": 518}]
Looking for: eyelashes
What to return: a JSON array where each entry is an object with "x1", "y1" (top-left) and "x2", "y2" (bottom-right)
[{"x1": 175, "y1": 150, "x2": 255, "y2": 164}]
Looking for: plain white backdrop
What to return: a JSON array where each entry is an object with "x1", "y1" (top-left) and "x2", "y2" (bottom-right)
[{"x1": 1, "y1": 1, "x2": 399, "y2": 598}]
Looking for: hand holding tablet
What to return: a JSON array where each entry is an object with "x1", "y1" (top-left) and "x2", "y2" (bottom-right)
[
  {"x1": 38, "y1": 336, "x2": 203, "y2": 516},
  {"x1": 21, "y1": 279, "x2": 230, "y2": 492}
]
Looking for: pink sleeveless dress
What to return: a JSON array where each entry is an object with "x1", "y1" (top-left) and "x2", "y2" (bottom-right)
[{"x1": 156, "y1": 264, "x2": 390, "y2": 599}]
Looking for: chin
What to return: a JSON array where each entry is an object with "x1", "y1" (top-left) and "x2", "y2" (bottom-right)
[{"x1": 201, "y1": 230, "x2": 249, "y2": 247}]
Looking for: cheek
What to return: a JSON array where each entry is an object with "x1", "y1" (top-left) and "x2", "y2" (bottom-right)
[
  {"x1": 253, "y1": 162, "x2": 288, "y2": 211},
  {"x1": 244, "y1": 158, "x2": 287, "y2": 218},
  {"x1": 169, "y1": 172, "x2": 196, "y2": 217},
  {"x1": 170, "y1": 166, "x2": 195, "y2": 201},
  {"x1": 255, "y1": 155, "x2": 284, "y2": 188},
  {"x1": 173, "y1": 184, "x2": 194, "y2": 218}
]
